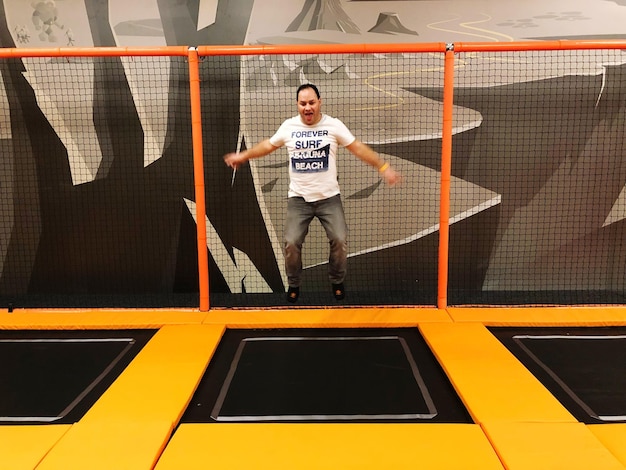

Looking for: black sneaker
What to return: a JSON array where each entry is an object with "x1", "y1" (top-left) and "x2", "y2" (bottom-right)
[
  {"x1": 332, "y1": 283, "x2": 345, "y2": 301},
  {"x1": 286, "y1": 286, "x2": 300, "y2": 303}
]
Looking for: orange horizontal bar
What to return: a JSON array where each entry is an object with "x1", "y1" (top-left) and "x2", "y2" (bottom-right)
[
  {"x1": 0, "y1": 46, "x2": 190, "y2": 58},
  {"x1": 197, "y1": 42, "x2": 448, "y2": 56},
  {"x1": 454, "y1": 39, "x2": 626, "y2": 52},
  {"x1": 2, "y1": 40, "x2": 624, "y2": 59}
]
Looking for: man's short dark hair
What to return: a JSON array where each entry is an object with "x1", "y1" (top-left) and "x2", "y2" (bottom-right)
[{"x1": 296, "y1": 83, "x2": 320, "y2": 100}]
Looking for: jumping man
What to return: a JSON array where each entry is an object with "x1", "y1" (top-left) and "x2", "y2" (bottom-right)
[{"x1": 224, "y1": 83, "x2": 401, "y2": 303}]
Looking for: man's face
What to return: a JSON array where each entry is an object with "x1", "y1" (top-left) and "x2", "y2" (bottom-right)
[{"x1": 297, "y1": 87, "x2": 322, "y2": 126}]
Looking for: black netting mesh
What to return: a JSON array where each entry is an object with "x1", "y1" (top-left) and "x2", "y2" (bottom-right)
[
  {"x1": 446, "y1": 49, "x2": 626, "y2": 305},
  {"x1": 0, "y1": 55, "x2": 198, "y2": 308},
  {"x1": 204, "y1": 52, "x2": 439, "y2": 307},
  {"x1": 1, "y1": 46, "x2": 626, "y2": 308}
]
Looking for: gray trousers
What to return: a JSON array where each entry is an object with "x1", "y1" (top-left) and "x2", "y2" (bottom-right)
[{"x1": 284, "y1": 195, "x2": 348, "y2": 288}]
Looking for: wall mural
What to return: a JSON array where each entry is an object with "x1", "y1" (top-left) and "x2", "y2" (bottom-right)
[{"x1": 1, "y1": 0, "x2": 626, "y2": 306}]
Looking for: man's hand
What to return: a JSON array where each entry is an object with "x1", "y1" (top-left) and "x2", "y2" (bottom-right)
[
  {"x1": 223, "y1": 152, "x2": 248, "y2": 170},
  {"x1": 380, "y1": 166, "x2": 402, "y2": 186}
]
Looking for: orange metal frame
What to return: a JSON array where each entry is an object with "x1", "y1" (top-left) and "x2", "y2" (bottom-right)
[
  {"x1": 438, "y1": 47, "x2": 455, "y2": 310},
  {"x1": 2, "y1": 40, "x2": 625, "y2": 310}
]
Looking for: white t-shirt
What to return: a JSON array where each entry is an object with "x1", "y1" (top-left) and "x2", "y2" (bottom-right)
[{"x1": 269, "y1": 114, "x2": 356, "y2": 202}]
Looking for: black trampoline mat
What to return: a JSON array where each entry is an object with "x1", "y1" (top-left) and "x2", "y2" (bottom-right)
[
  {"x1": 490, "y1": 327, "x2": 626, "y2": 424},
  {"x1": 182, "y1": 328, "x2": 472, "y2": 424},
  {"x1": 0, "y1": 330, "x2": 155, "y2": 424}
]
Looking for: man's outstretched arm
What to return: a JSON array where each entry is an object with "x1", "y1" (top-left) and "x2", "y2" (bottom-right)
[
  {"x1": 224, "y1": 139, "x2": 279, "y2": 169},
  {"x1": 346, "y1": 140, "x2": 402, "y2": 186}
]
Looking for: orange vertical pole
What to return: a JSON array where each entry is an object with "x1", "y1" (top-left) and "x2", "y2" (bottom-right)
[
  {"x1": 188, "y1": 47, "x2": 210, "y2": 311},
  {"x1": 438, "y1": 45, "x2": 455, "y2": 310}
]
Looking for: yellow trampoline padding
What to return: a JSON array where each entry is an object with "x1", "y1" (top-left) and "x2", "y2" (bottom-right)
[
  {"x1": 447, "y1": 306, "x2": 626, "y2": 326},
  {"x1": 84, "y1": 324, "x2": 224, "y2": 421},
  {"x1": 204, "y1": 306, "x2": 450, "y2": 328},
  {"x1": 419, "y1": 322, "x2": 576, "y2": 423},
  {"x1": 37, "y1": 419, "x2": 173, "y2": 470},
  {"x1": 0, "y1": 309, "x2": 207, "y2": 330},
  {"x1": 37, "y1": 325, "x2": 224, "y2": 470},
  {"x1": 482, "y1": 422, "x2": 625, "y2": 470},
  {"x1": 155, "y1": 423, "x2": 504, "y2": 470},
  {"x1": 589, "y1": 424, "x2": 626, "y2": 467},
  {"x1": 0, "y1": 425, "x2": 70, "y2": 470}
]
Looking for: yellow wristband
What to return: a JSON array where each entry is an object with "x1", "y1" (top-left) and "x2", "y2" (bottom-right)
[{"x1": 378, "y1": 162, "x2": 390, "y2": 173}]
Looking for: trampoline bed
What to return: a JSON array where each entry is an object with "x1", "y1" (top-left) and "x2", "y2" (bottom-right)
[
  {"x1": 490, "y1": 326, "x2": 626, "y2": 424},
  {"x1": 0, "y1": 329, "x2": 155, "y2": 424},
  {"x1": 182, "y1": 327, "x2": 472, "y2": 424}
]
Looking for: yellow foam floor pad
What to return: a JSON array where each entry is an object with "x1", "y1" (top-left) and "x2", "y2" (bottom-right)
[
  {"x1": 36, "y1": 419, "x2": 174, "y2": 470},
  {"x1": 589, "y1": 424, "x2": 626, "y2": 467},
  {"x1": 419, "y1": 322, "x2": 576, "y2": 423},
  {"x1": 482, "y1": 422, "x2": 625, "y2": 469},
  {"x1": 0, "y1": 307, "x2": 449, "y2": 329},
  {"x1": 3, "y1": 306, "x2": 625, "y2": 329},
  {"x1": 447, "y1": 306, "x2": 626, "y2": 326},
  {"x1": 2, "y1": 308, "x2": 626, "y2": 469},
  {"x1": 0, "y1": 309, "x2": 208, "y2": 329},
  {"x1": 204, "y1": 306, "x2": 450, "y2": 327},
  {"x1": 35, "y1": 324, "x2": 224, "y2": 470},
  {"x1": 0, "y1": 425, "x2": 70, "y2": 470},
  {"x1": 155, "y1": 423, "x2": 504, "y2": 470}
]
